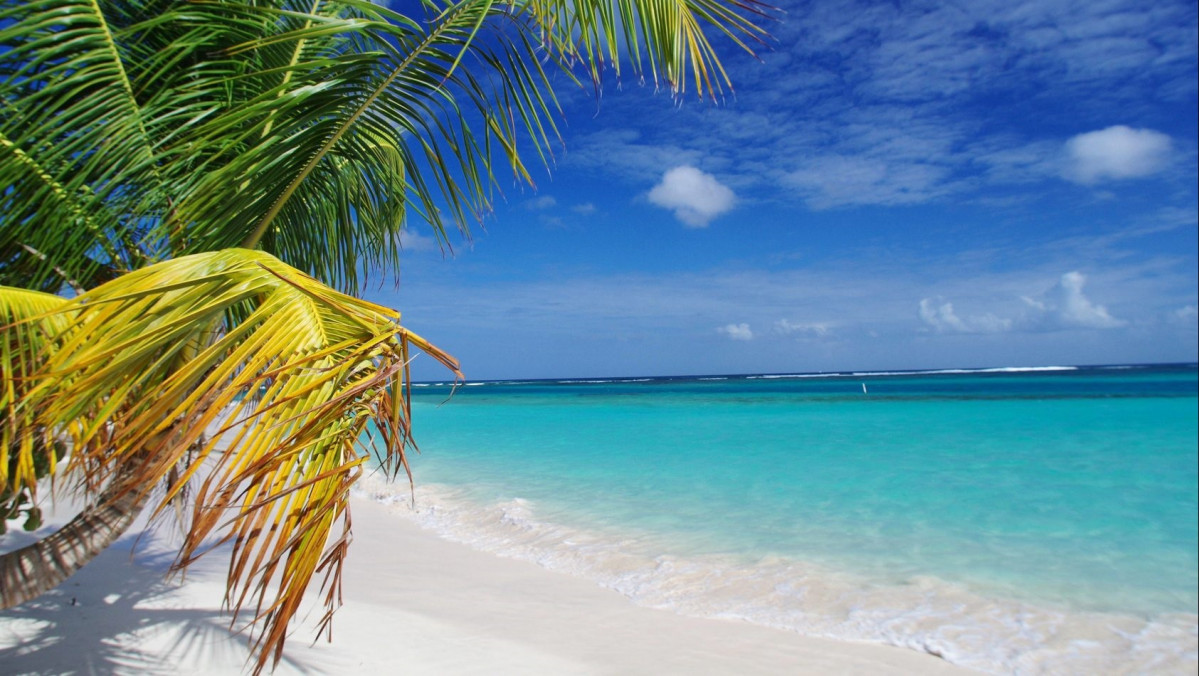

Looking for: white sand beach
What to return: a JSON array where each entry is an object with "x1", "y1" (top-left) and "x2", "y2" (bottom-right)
[{"x1": 1, "y1": 488, "x2": 972, "y2": 675}]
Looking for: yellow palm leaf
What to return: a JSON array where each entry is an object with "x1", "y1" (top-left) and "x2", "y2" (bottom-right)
[
  {"x1": 1, "y1": 287, "x2": 71, "y2": 515},
  {"x1": 23, "y1": 248, "x2": 459, "y2": 673}
]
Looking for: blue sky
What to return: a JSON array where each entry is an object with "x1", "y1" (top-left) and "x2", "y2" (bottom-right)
[{"x1": 372, "y1": 0, "x2": 1198, "y2": 381}]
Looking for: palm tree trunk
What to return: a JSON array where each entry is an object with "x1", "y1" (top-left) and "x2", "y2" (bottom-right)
[{"x1": 0, "y1": 474, "x2": 150, "y2": 609}]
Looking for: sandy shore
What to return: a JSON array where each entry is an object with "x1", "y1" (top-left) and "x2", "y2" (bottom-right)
[{"x1": 0, "y1": 486, "x2": 973, "y2": 675}]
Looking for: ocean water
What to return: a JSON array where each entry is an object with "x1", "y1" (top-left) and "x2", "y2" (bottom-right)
[{"x1": 359, "y1": 364, "x2": 1199, "y2": 674}]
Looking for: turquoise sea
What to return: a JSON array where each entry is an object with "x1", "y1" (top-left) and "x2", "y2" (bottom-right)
[{"x1": 361, "y1": 363, "x2": 1198, "y2": 673}]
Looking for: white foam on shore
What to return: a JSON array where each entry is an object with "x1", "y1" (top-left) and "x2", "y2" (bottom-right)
[{"x1": 355, "y1": 476, "x2": 1198, "y2": 675}]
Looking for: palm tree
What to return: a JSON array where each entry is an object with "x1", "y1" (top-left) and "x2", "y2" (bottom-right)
[{"x1": 0, "y1": 0, "x2": 767, "y2": 670}]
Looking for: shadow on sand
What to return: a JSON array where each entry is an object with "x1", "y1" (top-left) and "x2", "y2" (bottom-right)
[{"x1": 0, "y1": 539, "x2": 317, "y2": 675}]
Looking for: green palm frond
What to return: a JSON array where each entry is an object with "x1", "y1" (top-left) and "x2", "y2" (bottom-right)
[
  {"x1": 2, "y1": 0, "x2": 770, "y2": 293},
  {"x1": 0, "y1": 0, "x2": 183, "y2": 275},
  {"x1": 23, "y1": 249, "x2": 460, "y2": 672},
  {"x1": 520, "y1": 0, "x2": 772, "y2": 98},
  {"x1": 169, "y1": 0, "x2": 564, "y2": 273}
]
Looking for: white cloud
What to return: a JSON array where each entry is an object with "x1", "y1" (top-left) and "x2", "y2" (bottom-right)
[
  {"x1": 648, "y1": 166, "x2": 736, "y2": 227},
  {"x1": 717, "y1": 323, "x2": 754, "y2": 341},
  {"x1": 919, "y1": 299, "x2": 967, "y2": 332},
  {"x1": 572, "y1": 203, "x2": 597, "y2": 215},
  {"x1": 920, "y1": 271, "x2": 1125, "y2": 333},
  {"x1": 1064, "y1": 126, "x2": 1173, "y2": 184},
  {"x1": 918, "y1": 299, "x2": 1012, "y2": 333},
  {"x1": 1044, "y1": 271, "x2": 1126, "y2": 328},
  {"x1": 775, "y1": 319, "x2": 833, "y2": 336}
]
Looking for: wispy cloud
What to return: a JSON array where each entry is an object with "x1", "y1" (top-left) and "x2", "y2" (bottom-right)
[
  {"x1": 524, "y1": 196, "x2": 558, "y2": 210},
  {"x1": 919, "y1": 299, "x2": 1013, "y2": 333},
  {"x1": 775, "y1": 319, "x2": 833, "y2": 337},
  {"x1": 562, "y1": 0, "x2": 1196, "y2": 210},
  {"x1": 509, "y1": 194, "x2": 596, "y2": 229},
  {"x1": 785, "y1": 155, "x2": 952, "y2": 209},
  {"x1": 564, "y1": 129, "x2": 706, "y2": 184},
  {"x1": 397, "y1": 226, "x2": 440, "y2": 252},
  {"x1": 648, "y1": 166, "x2": 736, "y2": 227}
]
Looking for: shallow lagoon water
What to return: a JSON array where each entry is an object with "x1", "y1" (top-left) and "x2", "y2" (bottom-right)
[{"x1": 363, "y1": 364, "x2": 1198, "y2": 673}]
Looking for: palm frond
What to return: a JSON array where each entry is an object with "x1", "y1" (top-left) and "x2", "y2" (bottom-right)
[
  {"x1": 24, "y1": 249, "x2": 460, "y2": 673},
  {"x1": 518, "y1": 0, "x2": 773, "y2": 99},
  {"x1": 0, "y1": 287, "x2": 70, "y2": 525},
  {"x1": 0, "y1": 0, "x2": 175, "y2": 286},
  {"x1": 2, "y1": 0, "x2": 770, "y2": 292},
  {"x1": 167, "y1": 0, "x2": 545, "y2": 273}
]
